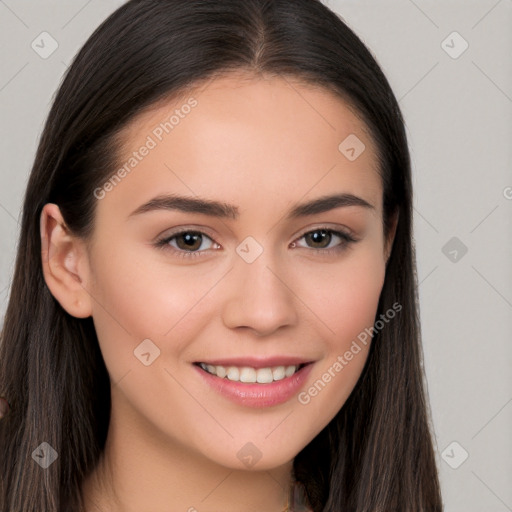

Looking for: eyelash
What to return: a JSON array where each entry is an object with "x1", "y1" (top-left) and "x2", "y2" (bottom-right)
[{"x1": 154, "y1": 226, "x2": 358, "y2": 260}]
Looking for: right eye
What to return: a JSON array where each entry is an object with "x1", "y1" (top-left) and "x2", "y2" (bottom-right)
[{"x1": 154, "y1": 230, "x2": 221, "y2": 259}]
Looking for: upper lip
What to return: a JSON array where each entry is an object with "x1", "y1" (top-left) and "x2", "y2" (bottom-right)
[{"x1": 194, "y1": 356, "x2": 313, "y2": 369}]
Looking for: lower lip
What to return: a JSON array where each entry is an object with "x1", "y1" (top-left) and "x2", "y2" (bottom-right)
[{"x1": 194, "y1": 363, "x2": 314, "y2": 408}]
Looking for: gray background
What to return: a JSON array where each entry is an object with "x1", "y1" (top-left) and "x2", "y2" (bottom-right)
[{"x1": 0, "y1": 1, "x2": 511, "y2": 510}]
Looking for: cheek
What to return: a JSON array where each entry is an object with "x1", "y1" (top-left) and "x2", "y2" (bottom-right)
[
  {"x1": 86, "y1": 249, "x2": 217, "y2": 445},
  {"x1": 88, "y1": 241, "x2": 206, "y2": 333},
  {"x1": 86, "y1": 243, "x2": 228, "y2": 383},
  {"x1": 302, "y1": 243, "x2": 386, "y2": 340},
  {"x1": 295, "y1": 246, "x2": 386, "y2": 426}
]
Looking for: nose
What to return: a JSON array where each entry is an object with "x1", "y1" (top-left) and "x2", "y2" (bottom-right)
[{"x1": 220, "y1": 249, "x2": 299, "y2": 337}]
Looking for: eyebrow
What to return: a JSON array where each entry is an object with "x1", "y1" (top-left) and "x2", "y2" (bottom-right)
[{"x1": 127, "y1": 192, "x2": 375, "y2": 220}]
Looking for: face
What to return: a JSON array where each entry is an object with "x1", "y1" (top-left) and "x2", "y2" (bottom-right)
[{"x1": 71, "y1": 73, "x2": 394, "y2": 470}]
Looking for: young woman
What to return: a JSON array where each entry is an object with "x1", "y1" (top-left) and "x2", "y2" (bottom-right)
[{"x1": 0, "y1": 1, "x2": 443, "y2": 510}]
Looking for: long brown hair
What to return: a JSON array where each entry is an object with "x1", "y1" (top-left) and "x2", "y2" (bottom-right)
[{"x1": 0, "y1": 1, "x2": 443, "y2": 510}]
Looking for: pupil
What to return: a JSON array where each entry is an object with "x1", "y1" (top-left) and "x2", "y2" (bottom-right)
[
  {"x1": 179, "y1": 232, "x2": 201, "y2": 250},
  {"x1": 308, "y1": 230, "x2": 330, "y2": 248}
]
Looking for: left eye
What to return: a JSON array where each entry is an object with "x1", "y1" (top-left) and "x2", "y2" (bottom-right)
[{"x1": 293, "y1": 228, "x2": 356, "y2": 251}]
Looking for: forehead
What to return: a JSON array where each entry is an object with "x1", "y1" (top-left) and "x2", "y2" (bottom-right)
[{"x1": 101, "y1": 72, "x2": 382, "y2": 218}]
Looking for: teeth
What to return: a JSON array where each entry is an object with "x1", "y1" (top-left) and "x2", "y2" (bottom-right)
[
  {"x1": 216, "y1": 365, "x2": 227, "y2": 378},
  {"x1": 272, "y1": 366, "x2": 285, "y2": 381},
  {"x1": 284, "y1": 365, "x2": 296, "y2": 377},
  {"x1": 198, "y1": 363, "x2": 301, "y2": 383},
  {"x1": 256, "y1": 368, "x2": 273, "y2": 384},
  {"x1": 226, "y1": 366, "x2": 239, "y2": 381},
  {"x1": 239, "y1": 367, "x2": 256, "y2": 383}
]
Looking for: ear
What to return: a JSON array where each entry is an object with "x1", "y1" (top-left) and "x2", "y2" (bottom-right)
[
  {"x1": 40, "y1": 203, "x2": 93, "y2": 318},
  {"x1": 384, "y1": 209, "x2": 399, "y2": 265}
]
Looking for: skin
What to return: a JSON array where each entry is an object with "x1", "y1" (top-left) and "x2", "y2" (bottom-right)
[{"x1": 40, "y1": 71, "x2": 397, "y2": 512}]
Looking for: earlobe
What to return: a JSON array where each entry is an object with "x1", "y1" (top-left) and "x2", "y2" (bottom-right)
[{"x1": 40, "y1": 203, "x2": 93, "y2": 318}]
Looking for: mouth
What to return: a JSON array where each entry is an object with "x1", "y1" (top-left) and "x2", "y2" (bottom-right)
[
  {"x1": 192, "y1": 358, "x2": 315, "y2": 407},
  {"x1": 194, "y1": 362, "x2": 309, "y2": 384}
]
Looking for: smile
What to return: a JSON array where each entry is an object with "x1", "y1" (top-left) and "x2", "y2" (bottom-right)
[
  {"x1": 193, "y1": 360, "x2": 314, "y2": 408},
  {"x1": 197, "y1": 362, "x2": 304, "y2": 383}
]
